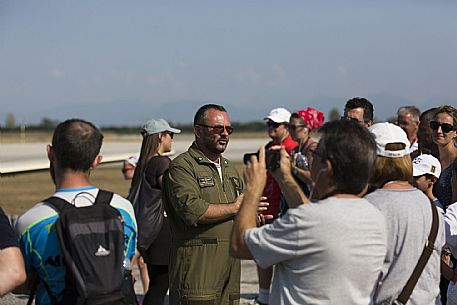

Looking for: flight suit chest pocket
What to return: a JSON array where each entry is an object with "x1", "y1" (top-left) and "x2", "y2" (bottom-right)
[{"x1": 198, "y1": 176, "x2": 215, "y2": 188}]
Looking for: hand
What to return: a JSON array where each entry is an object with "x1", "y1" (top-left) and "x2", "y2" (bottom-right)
[
  {"x1": 442, "y1": 248, "x2": 452, "y2": 267},
  {"x1": 257, "y1": 196, "x2": 269, "y2": 213},
  {"x1": 256, "y1": 213, "x2": 274, "y2": 227},
  {"x1": 270, "y1": 147, "x2": 293, "y2": 182},
  {"x1": 256, "y1": 196, "x2": 273, "y2": 226},
  {"x1": 243, "y1": 146, "x2": 267, "y2": 195},
  {"x1": 290, "y1": 152, "x2": 298, "y2": 166}
]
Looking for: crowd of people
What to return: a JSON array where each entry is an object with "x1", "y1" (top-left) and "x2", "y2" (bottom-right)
[{"x1": 1, "y1": 99, "x2": 457, "y2": 305}]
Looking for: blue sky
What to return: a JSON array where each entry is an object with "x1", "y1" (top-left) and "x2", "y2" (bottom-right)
[{"x1": 1, "y1": 1, "x2": 456, "y2": 126}]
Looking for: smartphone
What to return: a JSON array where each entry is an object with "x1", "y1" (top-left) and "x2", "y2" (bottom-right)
[
  {"x1": 265, "y1": 150, "x2": 280, "y2": 171},
  {"x1": 243, "y1": 152, "x2": 258, "y2": 165},
  {"x1": 243, "y1": 150, "x2": 280, "y2": 171}
]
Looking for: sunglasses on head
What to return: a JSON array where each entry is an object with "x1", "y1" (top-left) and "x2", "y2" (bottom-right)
[
  {"x1": 198, "y1": 124, "x2": 234, "y2": 135},
  {"x1": 430, "y1": 121, "x2": 455, "y2": 133},
  {"x1": 266, "y1": 121, "x2": 286, "y2": 129}
]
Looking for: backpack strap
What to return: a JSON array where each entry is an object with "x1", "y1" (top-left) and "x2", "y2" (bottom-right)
[
  {"x1": 45, "y1": 196, "x2": 72, "y2": 214},
  {"x1": 395, "y1": 201, "x2": 439, "y2": 304},
  {"x1": 45, "y1": 189, "x2": 114, "y2": 211},
  {"x1": 94, "y1": 189, "x2": 114, "y2": 205},
  {"x1": 27, "y1": 274, "x2": 59, "y2": 305}
]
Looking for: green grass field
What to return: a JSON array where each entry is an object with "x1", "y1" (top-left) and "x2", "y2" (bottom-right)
[{"x1": 1, "y1": 164, "x2": 245, "y2": 216}]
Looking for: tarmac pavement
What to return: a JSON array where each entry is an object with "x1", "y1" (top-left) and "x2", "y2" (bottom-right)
[{"x1": 1, "y1": 260, "x2": 260, "y2": 305}]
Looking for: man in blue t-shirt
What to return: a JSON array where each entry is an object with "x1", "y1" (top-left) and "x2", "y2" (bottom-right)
[{"x1": 15, "y1": 119, "x2": 137, "y2": 305}]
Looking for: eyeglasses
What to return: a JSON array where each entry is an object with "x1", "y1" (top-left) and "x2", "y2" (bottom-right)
[
  {"x1": 266, "y1": 121, "x2": 286, "y2": 129},
  {"x1": 430, "y1": 121, "x2": 455, "y2": 133},
  {"x1": 340, "y1": 116, "x2": 363, "y2": 123},
  {"x1": 289, "y1": 124, "x2": 307, "y2": 131},
  {"x1": 198, "y1": 124, "x2": 234, "y2": 135}
]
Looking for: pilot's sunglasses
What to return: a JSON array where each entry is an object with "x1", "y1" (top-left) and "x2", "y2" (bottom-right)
[
  {"x1": 198, "y1": 124, "x2": 234, "y2": 135},
  {"x1": 430, "y1": 121, "x2": 455, "y2": 133}
]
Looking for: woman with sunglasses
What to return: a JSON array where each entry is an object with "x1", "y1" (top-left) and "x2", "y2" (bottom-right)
[
  {"x1": 130, "y1": 118, "x2": 181, "y2": 305},
  {"x1": 431, "y1": 105, "x2": 457, "y2": 209},
  {"x1": 289, "y1": 108, "x2": 324, "y2": 196}
]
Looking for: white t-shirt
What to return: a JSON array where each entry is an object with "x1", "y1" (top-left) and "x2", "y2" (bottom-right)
[
  {"x1": 245, "y1": 197, "x2": 387, "y2": 305},
  {"x1": 444, "y1": 201, "x2": 457, "y2": 305}
]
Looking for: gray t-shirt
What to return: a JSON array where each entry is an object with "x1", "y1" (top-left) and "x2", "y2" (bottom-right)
[
  {"x1": 245, "y1": 197, "x2": 387, "y2": 305},
  {"x1": 365, "y1": 188, "x2": 444, "y2": 305}
]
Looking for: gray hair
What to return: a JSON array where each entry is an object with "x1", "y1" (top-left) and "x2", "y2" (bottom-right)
[{"x1": 397, "y1": 106, "x2": 420, "y2": 122}]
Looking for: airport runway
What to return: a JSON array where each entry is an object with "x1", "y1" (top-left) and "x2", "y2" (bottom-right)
[{"x1": 0, "y1": 138, "x2": 269, "y2": 174}]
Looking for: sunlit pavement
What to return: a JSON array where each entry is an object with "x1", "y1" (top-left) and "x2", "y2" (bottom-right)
[
  {"x1": 133, "y1": 260, "x2": 259, "y2": 305},
  {"x1": 2, "y1": 260, "x2": 260, "y2": 305}
]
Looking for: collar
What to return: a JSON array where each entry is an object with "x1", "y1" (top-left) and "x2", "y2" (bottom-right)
[
  {"x1": 188, "y1": 142, "x2": 230, "y2": 167},
  {"x1": 56, "y1": 186, "x2": 97, "y2": 193}
]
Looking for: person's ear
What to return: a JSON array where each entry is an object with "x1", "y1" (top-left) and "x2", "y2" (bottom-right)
[
  {"x1": 323, "y1": 159, "x2": 333, "y2": 176},
  {"x1": 91, "y1": 155, "x2": 103, "y2": 170},
  {"x1": 194, "y1": 125, "x2": 202, "y2": 139},
  {"x1": 47, "y1": 144, "x2": 54, "y2": 162}
]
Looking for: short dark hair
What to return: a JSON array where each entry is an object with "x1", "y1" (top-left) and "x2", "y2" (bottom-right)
[
  {"x1": 290, "y1": 113, "x2": 306, "y2": 126},
  {"x1": 318, "y1": 120, "x2": 377, "y2": 194},
  {"x1": 418, "y1": 107, "x2": 439, "y2": 157},
  {"x1": 193, "y1": 104, "x2": 227, "y2": 126},
  {"x1": 51, "y1": 119, "x2": 103, "y2": 172},
  {"x1": 344, "y1": 97, "x2": 374, "y2": 122}
]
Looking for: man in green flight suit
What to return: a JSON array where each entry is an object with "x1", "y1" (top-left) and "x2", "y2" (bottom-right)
[{"x1": 163, "y1": 104, "x2": 245, "y2": 305}]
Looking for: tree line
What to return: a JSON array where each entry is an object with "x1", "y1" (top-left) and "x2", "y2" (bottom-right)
[{"x1": 2, "y1": 108, "x2": 347, "y2": 133}]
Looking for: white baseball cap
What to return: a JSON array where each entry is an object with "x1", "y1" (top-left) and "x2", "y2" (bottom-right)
[
  {"x1": 368, "y1": 122, "x2": 410, "y2": 158},
  {"x1": 412, "y1": 154, "x2": 442, "y2": 178},
  {"x1": 125, "y1": 156, "x2": 138, "y2": 167},
  {"x1": 264, "y1": 107, "x2": 291, "y2": 123}
]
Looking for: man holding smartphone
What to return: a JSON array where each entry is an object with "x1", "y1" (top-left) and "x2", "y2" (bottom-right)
[{"x1": 231, "y1": 120, "x2": 387, "y2": 305}]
